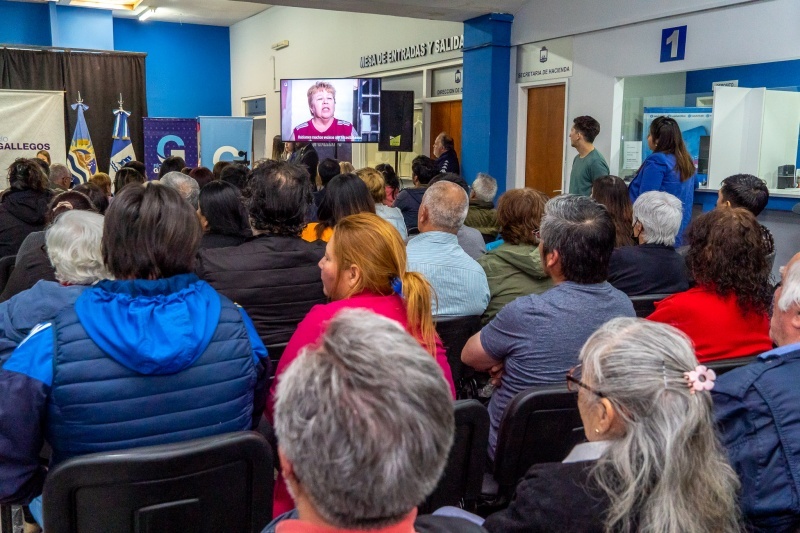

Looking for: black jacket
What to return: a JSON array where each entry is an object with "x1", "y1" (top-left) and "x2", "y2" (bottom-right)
[
  {"x1": 436, "y1": 150, "x2": 460, "y2": 175},
  {"x1": 484, "y1": 461, "x2": 608, "y2": 533},
  {"x1": 195, "y1": 234, "x2": 326, "y2": 348},
  {"x1": 0, "y1": 189, "x2": 52, "y2": 259},
  {"x1": 394, "y1": 187, "x2": 427, "y2": 232},
  {"x1": 293, "y1": 144, "x2": 319, "y2": 179},
  {"x1": 0, "y1": 231, "x2": 55, "y2": 302},
  {"x1": 199, "y1": 232, "x2": 248, "y2": 250},
  {"x1": 607, "y1": 243, "x2": 689, "y2": 297}
]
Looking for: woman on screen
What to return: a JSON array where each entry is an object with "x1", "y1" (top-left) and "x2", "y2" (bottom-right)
[{"x1": 291, "y1": 81, "x2": 358, "y2": 142}]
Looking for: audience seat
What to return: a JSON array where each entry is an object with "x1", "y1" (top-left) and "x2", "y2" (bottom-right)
[
  {"x1": 629, "y1": 293, "x2": 673, "y2": 318},
  {"x1": 42, "y1": 431, "x2": 274, "y2": 533},
  {"x1": 435, "y1": 315, "x2": 482, "y2": 398},
  {"x1": 420, "y1": 399, "x2": 489, "y2": 514},
  {"x1": 705, "y1": 355, "x2": 759, "y2": 376},
  {"x1": 0, "y1": 255, "x2": 15, "y2": 296},
  {"x1": 490, "y1": 385, "x2": 583, "y2": 499}
]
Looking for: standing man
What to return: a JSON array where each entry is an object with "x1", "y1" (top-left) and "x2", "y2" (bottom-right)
[
  {"x1": 433, "y1": 132, "x2": 460, "y2": 175},
  {"x1": 568, "y1": 116, "x2": 610, "y2": 196}
]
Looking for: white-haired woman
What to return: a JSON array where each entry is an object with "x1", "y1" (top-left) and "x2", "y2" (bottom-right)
[
  {"x1": 0, "y1": 210, "x2": 109, "y2": 360},
  {"x1": 483, "y1": 317, "x2": 741, "y2": 533},
  {"x1": 607, "y1": 191, "x2": 690, "y2": 296}
]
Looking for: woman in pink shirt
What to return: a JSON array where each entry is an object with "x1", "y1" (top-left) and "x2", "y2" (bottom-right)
[{"x1": 270, "y1": 212, "x2": 456, "y2": 517}]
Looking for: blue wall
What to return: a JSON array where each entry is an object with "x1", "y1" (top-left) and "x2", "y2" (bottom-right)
[
  {"x1": 51, "y1": 5, "x2": 114, "y2": 51},
  {"x1": 0, "y1": 1, "x2": 51, "y2": 46},
  {"x1": 684, "y1": 59, "x2": 800, "y2": 104},
  {"x1": 114, "y1": 19, "x2": 231, "y2": 118}
]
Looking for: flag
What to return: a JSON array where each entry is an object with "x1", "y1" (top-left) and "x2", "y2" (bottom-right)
[
  {"x1": 109, "y1": 106, "x2": 137, "y2": 181},
  {"x1": 67, "y1": 100, "x2": 97, "y2": 185}
]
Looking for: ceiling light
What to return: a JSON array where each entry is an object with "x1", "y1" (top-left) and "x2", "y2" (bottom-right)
[
  {"x1": 138, "y1": 7, "x2": 156, "y2": 21},
  {"x1": 70, "y1": 0, "x2": 143, "y2": 10}
]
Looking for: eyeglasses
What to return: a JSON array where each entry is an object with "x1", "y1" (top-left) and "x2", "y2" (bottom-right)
[{"x1": 566, "y1": 364, "x2": 605, "y2": 397}]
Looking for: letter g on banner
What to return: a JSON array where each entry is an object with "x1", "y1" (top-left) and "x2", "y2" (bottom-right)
[
  {"x1": 213, "y1": 145, "x2": 239, "y2": 164},
  {"x1": 157, "y1": 135, "x2": 186, "y2": 163}
]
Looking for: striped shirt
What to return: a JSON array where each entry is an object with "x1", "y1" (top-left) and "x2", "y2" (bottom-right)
[{"x1": 407, "y1": 231, "x2": 490, "y2": 318}]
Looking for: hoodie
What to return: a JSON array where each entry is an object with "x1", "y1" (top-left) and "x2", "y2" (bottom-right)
[
  {"x1": 0, "y1": 274, "x2": 268, "y2": 504},
  {"x1": 477, "y1": 242, "x2": 553, "y2": 324},
  {"x1": 0, "y1": 188, "x2": 52, "y2": 258}
]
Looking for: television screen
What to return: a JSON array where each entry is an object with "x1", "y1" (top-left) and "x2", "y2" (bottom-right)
[{"x1": 280, "y1": 78, "x2": 381, "y2": 143}]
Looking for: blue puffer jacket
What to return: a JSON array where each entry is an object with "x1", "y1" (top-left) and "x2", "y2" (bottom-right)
[
  {"x1": 0, "y1": 273, "x2": 268, "y2": 504},
  {"x1": 713, "y1": 344, "x2": 800, "y2": 533}
]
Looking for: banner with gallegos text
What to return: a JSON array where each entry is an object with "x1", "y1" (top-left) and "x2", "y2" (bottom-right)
[
  {"x1": 109, "y1": 104, "x2": 137, "y2": 181},
  {"x1": 0, "y1": 90, "x2": 66, "y2": 188},
  {"x1": 198, "y1": 116, "x2": 253, "y2": 168},
  {"x1": 68, "y1": 99, "x2": 97, "y2": 185},
  {"x1": 143, "y1": 118, "x2": 198, "y2": 180}
]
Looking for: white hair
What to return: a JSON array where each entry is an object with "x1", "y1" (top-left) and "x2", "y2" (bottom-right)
[
  {"x1": 45, "y1": 210, "x2": 111, "y2": 285},
  {"x1": 471, "y1": 173, "x2": 497, "y2": 203},
  {"x1": 160, "y1": 171, "x2": 200, "y2": 209},
  {"x1": 421, "y1": 181, "x2": 468, "y2": 232},
  {"x1": 777, "y1": 258, "x2": 800, "y2": 312},
  {"x1": 50, "y1": 164, "x2": 71, "y2": 184},
  {"x1": 632, "y1": 191, "x2": 682, "y2": 246},
  {"x1": 580, "y1": 318, "x2": 740, "y2": 533},
  {"x1": 274, "y1": 309, "x2": 454, "y2": 529}
]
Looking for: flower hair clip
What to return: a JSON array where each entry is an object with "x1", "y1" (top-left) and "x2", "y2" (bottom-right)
[{"x1": 684, "y1": 365, "x2": 716, "y2": 394}]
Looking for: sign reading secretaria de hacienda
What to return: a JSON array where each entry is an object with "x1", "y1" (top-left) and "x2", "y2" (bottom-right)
[{"x1": 360, "y1": 35, "x2": 464, "y2": 69}]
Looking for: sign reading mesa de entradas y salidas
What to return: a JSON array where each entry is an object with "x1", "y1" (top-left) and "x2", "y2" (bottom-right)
[{"x1": 360, "y1": 35, "x2": 464, "y2": 69}]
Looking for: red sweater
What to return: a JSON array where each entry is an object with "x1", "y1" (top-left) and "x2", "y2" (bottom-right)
[{"x1": 647, "y1": 286, "x2": 772, "y2": 363}]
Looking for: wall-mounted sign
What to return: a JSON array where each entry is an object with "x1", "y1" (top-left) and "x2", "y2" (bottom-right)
[
  {"x1": 516, "y1": 37, "x2": 573, "y2": 83},
  {"x1": 431, "y1": 65, "x2": 463, "y2": 97},
  {"x1": 359, "y1": 35, "x2": 464, "y2": 69},
  {"x1": 712, "y1": 79, "x2": 739, "y2": 88},
  {"x1": 660, "y1": 25, "x2": 687, "y2": 63}
]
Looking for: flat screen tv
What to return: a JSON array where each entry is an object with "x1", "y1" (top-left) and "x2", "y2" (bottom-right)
[{"x1": 280, "y1": 78, "x2": 381, "y2": 143}]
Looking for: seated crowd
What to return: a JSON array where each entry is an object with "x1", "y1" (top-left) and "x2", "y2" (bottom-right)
[{"x1": 0, "y1": 138, "x2": 792, "y2": 532}]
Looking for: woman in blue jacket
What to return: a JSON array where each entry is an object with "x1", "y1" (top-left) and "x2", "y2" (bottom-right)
[{"x1": 628, "y1": 116, "x2": 696, "y2": 245}]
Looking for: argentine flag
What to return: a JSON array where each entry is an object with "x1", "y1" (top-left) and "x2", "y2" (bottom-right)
[
  {"x1": 67, "y1": 101, "x2": 97, "y2": 185},
  {"x1": 109, "y1": 106, "x2": 137, "y2": 181}
]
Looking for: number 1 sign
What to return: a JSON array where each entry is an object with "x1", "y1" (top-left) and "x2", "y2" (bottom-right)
[{"x1": 660, "y1": 25, "x2": 687, "y2": 63}]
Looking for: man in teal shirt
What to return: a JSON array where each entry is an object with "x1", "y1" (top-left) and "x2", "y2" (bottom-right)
[{"x1": 568, "y1": 115, "x2": 610, "y2": 196}]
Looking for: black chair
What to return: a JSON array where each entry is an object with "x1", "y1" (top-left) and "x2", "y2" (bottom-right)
[
  {"x1": 435, "y1": 315, "x2": 482, "y2": 395},
  {"x1": 420, "y1": 400, "x2": 490, "y2": 514},
  {"x1": 491, "y1": 385, "x2": 583, "y2": 499},
  {"x1": 42, "y1": 431, "x2": 273, "y2": 533},
  {"x1": 629, "y1": 293, "x2": 673, "y2": 318},
  {"x1": 0, "y1": 255, "x2": 15, "y2": 296},
  {"x1": 705, "y1": 355, "x2": 759, "y2": 376},
  {"x1": 0, "y1": 504, "x2": 12, "y2": 533}
]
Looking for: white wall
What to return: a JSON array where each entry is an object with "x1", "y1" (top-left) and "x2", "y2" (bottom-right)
[
  {"x1": 506, "y1": 0, "x2": 800, "y2": 191},
  {"x1": 230, "y1": 6, "x2": 463, "y2": 140}
]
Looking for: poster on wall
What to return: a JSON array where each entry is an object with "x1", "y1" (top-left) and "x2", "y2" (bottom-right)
[
  {"x1": 198, "y1": 117, "x2": 253, "y2": 167},
  {"x1": 516, "y1": 37, "x2": 573, "y2": 83},
  {"x1": 0, "y1": 90, "x2": 66, "y2": 187},
  {"x1": 642, "y1": 107, "x2": 713, "y2": 186},
  {"x1": 143, "y1": 118, "x2": 199, "y2": 180}
]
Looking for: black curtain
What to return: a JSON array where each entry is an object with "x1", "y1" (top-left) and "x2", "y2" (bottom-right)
[{"x1": 0, "y1": 47, "x2": 147, "y2": 174}]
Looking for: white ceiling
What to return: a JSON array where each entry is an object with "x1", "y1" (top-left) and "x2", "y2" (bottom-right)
[{"x1": 12, "y1": 0, "x2": 524, "y2": 25}]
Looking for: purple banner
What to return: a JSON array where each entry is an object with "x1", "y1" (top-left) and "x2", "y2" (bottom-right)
[{"x1": 143, "y1": 118, "x2": 198, "y2": 180}]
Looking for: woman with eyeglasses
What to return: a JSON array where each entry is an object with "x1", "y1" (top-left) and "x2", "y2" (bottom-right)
[
  {"x1": 628, "y1": 116, "x2": 696, "y2": 246},
  {"x1": 483, "y1": 317, "x2": 740, "y2": 533}
]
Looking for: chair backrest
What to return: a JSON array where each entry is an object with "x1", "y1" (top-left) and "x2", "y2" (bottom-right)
[
  {"x1": 0, "y1": 255, "x2": 15, "y2": 296},
  {"x1": 435, "y1": 315, "x2": 482, "y2": 385},
  {"x1": 43, "y1": 431, "x2": 273, "y2": 533},
  {"x1": 419, "y1": 399, "x2": 489, "y2": 513},
  {"x1": 493, "y1": 385, "x2": 584, "y2": 495},
  {"x1": 629, "y1": 293, "x2": 673, "y2": 318},
  {"x1": 705, "y1": 355, "x2": 759, "y2": 376}
]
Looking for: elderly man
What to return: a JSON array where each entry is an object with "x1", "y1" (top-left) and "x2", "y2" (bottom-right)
[
  {"x1": 462, "y1": 194, "x2": 634, "y2": 459},
  {"x1": 160, "y1": 171, "x2": 200, "y2": 209},
  {"x1": 433, "y1": 132, "x2": 460, "y2": 175},
  {"x1": 263, "y1": 309, "x2": 483, "y2": 533},
  {"x1": 464, "y1": 173, "x2": 499, "y2": 240},
  {"x1": 407, "y1": 181, "x2": 490, "y2": 318},
  {"x1": 49, "y1": 164, "x2": 72, "y2": 193},
  {"x1": 196, "y1": 160, "x2": 326, "y2": 348},
  {"x1": 607, "y1": 191, "x2": 689, "y2": 296},
  {"x1": 713, "y1": 252, "x2": 800, "y2": 532}
]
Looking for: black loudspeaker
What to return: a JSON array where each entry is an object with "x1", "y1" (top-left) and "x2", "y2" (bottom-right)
[{"x1": 379, "y1": 91, "x2": 414, "y2": 152}]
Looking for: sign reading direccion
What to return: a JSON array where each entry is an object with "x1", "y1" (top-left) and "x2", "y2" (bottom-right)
[{"x1": 360, "y1": 35, "x2": 464, "y2": 69}]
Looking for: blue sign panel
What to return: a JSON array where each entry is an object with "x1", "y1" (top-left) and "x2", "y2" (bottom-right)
[{"x1": 660, "y1": 25, "x2": 687, "y2": 63}]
